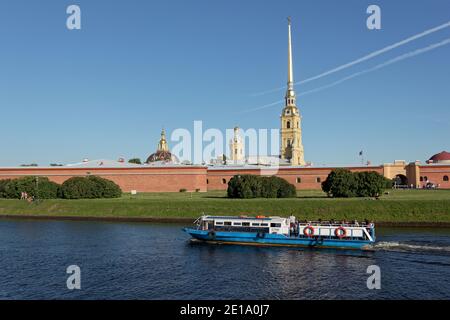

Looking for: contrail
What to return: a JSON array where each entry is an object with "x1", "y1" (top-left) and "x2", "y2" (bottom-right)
[
  {"x1": 237, "y1": 99, "x2": 284, "y2": 114},
  {"x1": 252, "y1": 20, "x2": 450, "y2": 96},
  {"x1": 241, "y1": 37, "x2": 450, "y2": 113},
  {"x1": 297, "y1": 37, "x2": 450, "y2": 98}
]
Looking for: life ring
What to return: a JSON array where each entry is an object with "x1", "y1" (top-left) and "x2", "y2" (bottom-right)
[
  {"x1": 303, "y1": 226, "x2": 315, "y2": 237},
  {"x1": 208, "y1": 230, "x2": 216, "y2": 239},
  {"x1": 335, "y1": 227, "x2": 347, "y2": 239}
]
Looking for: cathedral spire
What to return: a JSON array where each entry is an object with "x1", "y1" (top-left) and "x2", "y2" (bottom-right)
[
  {"x1": 158, "y1": 128, "x2": 169, "y2": 151},
  {"x1": 285, "y1": 17, "x2": 296, "y2": 107}
]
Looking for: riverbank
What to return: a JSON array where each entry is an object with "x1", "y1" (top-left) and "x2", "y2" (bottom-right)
[{"x1": 0, "y1": 189, "x2": 449, "y2": 226}]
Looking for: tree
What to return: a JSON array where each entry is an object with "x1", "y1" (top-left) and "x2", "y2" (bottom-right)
[
  {"x1": 260, "y1": 177, "x2": 279, "y2": 198},
  {"x1": 0, "y1": 176, "x2": 60, "y2": 199},
  {"x1": 87, "y1": 176, "x2": 122, "y2": 198},
  {"x1": 355, "y1": 171, "x2": 386, "y2": 197},
  {"x1": 128, "y1": 158, "x2": 142, "y2": 164},
  {"x1": 60, "y1": 176, "x2": 122, "y2": 199},
  {"x1": 60, "y1": 177, "x2": 96, "y2": 199},
  {"x1": 227, "y1": 175, "x2": 261, "y2": 199},
  {"x1": 322, "y1": 169, "x2": 388, "y2": 198},
  {"x1": 227, "y1": 175, "x2": 296, "y2": 199},
  {"x1": 0, "y1": 179, "x2": 11, "y2": 198},
  {"x1": 321, "y1": 169, "x2": 356, "y2": 198}
]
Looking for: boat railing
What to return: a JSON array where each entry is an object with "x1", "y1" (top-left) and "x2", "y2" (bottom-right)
[{"x1": 297, "y1": 221, "x2": 374, "y2": 228}]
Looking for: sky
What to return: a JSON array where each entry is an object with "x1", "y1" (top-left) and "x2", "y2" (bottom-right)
[{"x1": 0, "y1": 0, "x2": 449, "y2": 166}]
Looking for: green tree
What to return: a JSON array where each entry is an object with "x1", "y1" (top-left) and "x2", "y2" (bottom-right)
[
  {"x1": 227, "y1": 175, "x2": 296, "y2": 199},
  {"x1": 61, "y1": 176, "x2": 122, "y2": 199},
  {"x1": 128, "y1": 158, "x2": 142, "y2": 164},
  {"x1": 321, "y1": 169, "x2": 357, "y2": 198},
  {"x1": 227, "y1": 175, "x2": 261, "y2": 199},
  {"x1": 87, "y1": 176, "x2": 122, "y2": 198},
  {"x1": 355, "y1": 171, "x2": 386, "y2": 197},
  {"x1": 0, "y1": 179, "x2": 11, "y2": 198},
  {"x1": 1, "y1": 176, "x2": 60, "y2": 199},
  {"x1": 260, "y1": 177, "x2": 279, "y2": 198}
]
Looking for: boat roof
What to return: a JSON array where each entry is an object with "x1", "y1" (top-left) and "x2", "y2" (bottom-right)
[{"x1": 204, "y1": 215, "x2": 284, "y2": 221}]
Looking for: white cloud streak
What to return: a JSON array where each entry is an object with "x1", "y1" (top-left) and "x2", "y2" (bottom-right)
[
  {"x1": 241, "y1": 37, "x2": 450, "y2": 113},
  {"x1": 252, "y1": 20, "x2": 450, "y2": 97}
]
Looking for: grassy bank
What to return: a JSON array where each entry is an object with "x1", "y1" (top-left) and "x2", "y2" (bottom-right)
[{"x1": 0, "y1": 189, "x2": 449, "y2": 224}]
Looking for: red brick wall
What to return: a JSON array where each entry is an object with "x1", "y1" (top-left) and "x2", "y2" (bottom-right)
[
  {"x1": 418, "y1": 165, "x2": 450, "y2": 189},
  {"x1": 2, "y1": 164, "x2": 447, "y2": 193},
  {"x1": 0, "y1": 166, "x2": 208, "y2": 193},
  {"x1": 206, "y1": 166, "x2": 384, "y2": 191}
]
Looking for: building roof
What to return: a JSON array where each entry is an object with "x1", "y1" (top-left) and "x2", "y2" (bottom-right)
[
  {"x1": 66, "y1": 159, "x2": 141, "y2": 168},
  {"x1": 428, "y1": 151, "x2": 450, "y2": 163}
]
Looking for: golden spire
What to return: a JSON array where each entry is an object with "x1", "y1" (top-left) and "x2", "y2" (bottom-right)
[
  {"x1": 285, "y1": 17, "x2": 296, "y2": 107},
  {"x1": 157, "y1": 128, "x2": 169, "y2": 151}
]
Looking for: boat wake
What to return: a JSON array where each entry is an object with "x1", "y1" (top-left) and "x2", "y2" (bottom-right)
[{"x1": 366, "y1": 241, "x2": 450, "y2": 253}]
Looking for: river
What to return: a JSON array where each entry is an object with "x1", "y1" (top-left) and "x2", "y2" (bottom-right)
[{"x1": 0, "y1": 219, "x2": 449, "y2": 299}]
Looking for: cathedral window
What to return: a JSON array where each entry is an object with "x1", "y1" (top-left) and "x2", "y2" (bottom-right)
[
  {"x1": 316, "y1": 177, "x2": 321, "y2": 183},
  {"x1": 287, "y1": 121, "x2": 291, "y2": 129},
  {"x1": 296, "y1": 177, "x2": 301, "y2": 183},
  {"x1": 444, "y1": 176, "x2": 449, "y2": 182},
  {"x1": 222, "y1": 178, "x2": 227, "y2": 184}
]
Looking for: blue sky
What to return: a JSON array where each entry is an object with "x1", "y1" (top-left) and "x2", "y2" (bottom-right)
[{"x1": 0, "y1": 0, "x2": 449, "y2": 166}]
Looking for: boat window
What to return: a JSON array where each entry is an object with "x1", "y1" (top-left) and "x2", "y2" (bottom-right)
[
  {"x1": 270, "y1": 223, "x2": 281, "y2": 228},
  {"x1": 252, "y1": 223, "x2": 260, "y2": 226},
  {"x1": 261, "y1": 223, "x2": 268, "y2": 227},
  {"x1": 233, "y1": 222, "x2": 242, "y2": 226},
  {"x1": 224, "y1": 221, "x2": 232, "y2": 226},
  {"x1": 242, "y1": 222, "x2": 250, "y2": 226},
  {"x1": 215, "y1": 221, "x2": 223, "y2": 225}
]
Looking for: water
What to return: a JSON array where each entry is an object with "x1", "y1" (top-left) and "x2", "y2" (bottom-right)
[{"x1": 0, "y1": 219, "x2": 449, "y2": 299}]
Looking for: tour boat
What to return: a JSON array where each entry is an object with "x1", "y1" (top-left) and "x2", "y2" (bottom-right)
[{"x1": 183, "y1": 215, "x2": 375, "y2": 250}]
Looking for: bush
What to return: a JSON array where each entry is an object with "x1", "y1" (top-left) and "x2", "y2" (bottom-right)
[
  {"x1": 354, "y1": 171, "x2": 386, "y2": 197},
  {"x1": 0, "y1": 179, "x2": 11, "y2": 198},
  {"x1": 61, "y1": 177, "x2": 96, "y2": 199},
  {"x1": 385, "y1": 178, "x2": 394, "y2": 189},
  {"x1": 227, "y1": 175, "x2": 296, "y2": 199},
  {"x1": 274, "y1": 177, "x2": 297, "y2": 198},
  {"x1": 321, "y1": 169, "x2": 356, "y2": 198},
  {"x1": 179, "y1": 188, "x2": 187, "y2": 192},
  {"x1": 61, "y1": 176, "x2": 122, "y2": 199},
  {"x1": 260, "y1": 177, "x2": 279, "y2": 198},
  {"x1": 227, "y1": 175, "x2": 262, "y2": 199},
  {"x1": 0, "y1": 176, "x2": 60, "y2": 199},
  {"x1": 128, "y1": 158, "x2": 142, "y2": 164},
  {"x1": 322, "y1": 169, "x2": 388, "y2": 198},
  {"x1": 87, "y1": 176, "x2": 122, "y2": 198}
]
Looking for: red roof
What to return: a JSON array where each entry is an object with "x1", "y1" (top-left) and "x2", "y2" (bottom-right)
[{"x1": 429, "y1": 151, "x2": 450, "y2": 162}]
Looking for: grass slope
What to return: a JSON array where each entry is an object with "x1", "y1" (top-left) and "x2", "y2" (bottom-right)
[{"x1": 0, "y1": 189, "x2": 449, "y2": 223}]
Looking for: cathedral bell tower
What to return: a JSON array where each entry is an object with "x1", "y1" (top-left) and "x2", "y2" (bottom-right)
[
  {"x1": 280, "y1": 17, "x2": 305, "y2": 166},
  {"x1": 229, "y1": 126, "x2": 244, "y2": 162}
]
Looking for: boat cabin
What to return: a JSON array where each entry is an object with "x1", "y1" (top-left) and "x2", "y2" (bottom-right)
[{"x1": 197, "y1": 215, "x2": 291, "y2": 235}]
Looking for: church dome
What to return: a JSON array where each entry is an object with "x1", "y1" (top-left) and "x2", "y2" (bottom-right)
[
  {"x1": 428, "y1": 151, "x2": 450, "y2": 164},
  {"x1": 146, "y1": 150, "x2": 177, "y2": 163},
  {"x1": 146, "y1": 128, "x2": 179, "y2": 164}
]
